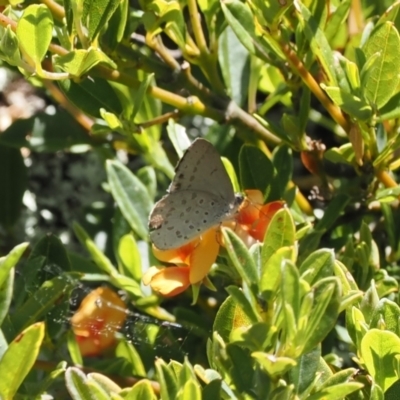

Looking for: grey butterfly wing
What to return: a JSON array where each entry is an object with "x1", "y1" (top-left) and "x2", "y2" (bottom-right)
[
  {"x1": 149, "y1": 190, "x2": 233, "y2": 250},
  {"x1": 169, "y1": 138, "x2": 235, "y2": 202},
  {"x1": 148, "y1": 138, "x2": 240, "y2": 250}
]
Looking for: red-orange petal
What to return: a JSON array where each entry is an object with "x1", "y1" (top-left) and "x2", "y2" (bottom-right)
[
  {"x1": 236, "y1": 190, "x2": 264, "y2": 225},
  {"x1": 249, "y1": 201, "x2": 285, "y2": 241}
]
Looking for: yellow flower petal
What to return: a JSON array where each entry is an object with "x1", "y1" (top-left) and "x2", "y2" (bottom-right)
[
  {"x1": 152, "y1": 239, "x2": 199, "y2": 265},
  {"x1": 149, "y1": 266, "x2": 191, "y2": 296},
  {"x1": 189, "y1": 228, "x2": 220, "y2": 284},
  {"x1": 142, "y1": 266, "x2": 163, "y2": 285}
]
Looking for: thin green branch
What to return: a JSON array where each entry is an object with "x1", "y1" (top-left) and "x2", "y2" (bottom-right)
[
  {"x1": 39, "y1": 0, "x2": 65, "y2": 21},
  {"x1": 187, "y1": 0, "x2": 208, "y2": 55}
]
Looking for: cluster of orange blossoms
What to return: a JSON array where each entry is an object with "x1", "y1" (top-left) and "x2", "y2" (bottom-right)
[
  {"x1": 71, "y1": 287, "x2": 127, "y2": 356},
  {"x1": 143, "y1": 190, "x2": 284, "y2": 297}
]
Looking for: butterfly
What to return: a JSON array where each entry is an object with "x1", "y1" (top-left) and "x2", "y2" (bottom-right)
[{"x1": 148, "y1": 138, "x2": 243, "y2": 250}]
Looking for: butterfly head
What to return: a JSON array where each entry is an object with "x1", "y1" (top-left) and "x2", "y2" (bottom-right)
[{"x1": 233, "y1": 193, "x2": 244, "y2": 210}]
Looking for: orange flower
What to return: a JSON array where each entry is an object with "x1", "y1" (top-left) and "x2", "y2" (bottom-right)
[
  {"x1": 71, "y1": 287, "x2": 127, "y2": 356},
  {"x1": 143, "y1": 266, "x2": 191, "y2": 297},
  {"x1": 144, "y1": 190, "x2": 284, "y2": 297},
  {"x1": 143, "y1": 227, "x2": 220, "y2": 297},
  {"x1": 236, "y1": 190, "x2": 285, "y2": 242}
]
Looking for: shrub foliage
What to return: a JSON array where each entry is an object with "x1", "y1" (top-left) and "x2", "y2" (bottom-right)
[{"x1": 1, "y1": 0, "x2": 400, "y2": 399}]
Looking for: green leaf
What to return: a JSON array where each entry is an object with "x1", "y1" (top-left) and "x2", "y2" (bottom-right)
[
  {"x1": 0, "y1": 270, "x2": 14, "y2": 328},
  {"x1": 201, "y1": 377, "x2": 222, "y2": 399},
  {"x1": 123, "y1": 380, "x2": 157, "y2": 400},
  {"x1": 55, "y1": 48, "x2": 117, "y2": 77},
  {"x1": 322, "y1": 85, "x2": 372, "y2": 121},
  {"x1": 252, "y1": 352, "x2": 297, "y2": 378},
  {"x1": 272, "y1": 145, "x2": 293, "y2": 198},
  {"x1": 299, "y1": 249, "x2": 335, "y2": 285},
  {"x1": 260, "y1": 246, "x2": 295, "y2": 299},
  {"x1": 0, "y1": 242, "x2": 28, "y2": 288},
  {"x1": 342, "y1": 57, "x2": 361, "y2": 92},
  {"x1": 377, "y1": 91, "x2": 400, "y2": 122},
  {"x1": 226, "y1": 344, "x2": 254, "y2": 393},
  {"x1": 137, "y1": 166, "x2": 157, "y2": 200},
  {"x1": 133, "y1": 93, "x2": 162, "y2": 142},
  {"x1": 374, "y1": 186, "x2": 400, "y2": 203},
  {"x1": 87, "y1": 372, "x2": 122, "y2": 396},
  {"x1": 362, "y1": 21, "x2": 400, "y2": 108},
  {"x1": 106, "y1": 160, "x2": 153, "y2": 241},
  {"x1": 221, "y1": 157, "x2": 241, "y2": 194},
  {"x1": 115, "y1": 339, "x2": 146, "y2": 377},
  {"x1": 307, "y1": 382, "x2": 364, "y2": 400},
  {"x1": 73, "y1": 222, "x2": 118, "y2": 275},
  {"x1": 219, "y1": 25, "x2": 250, "y2": 107},
  {"x1": 101, "y1": 0, "x2": 129, "y2": 50},
  {"x1": 155, "y1": 358, "x2": 179, "y2": 400},
  {"x1": 30, "y1": 234, "x2": 71, "y2": 272},
  {"x1": 222, "y1": 228, "x2": 258, "y2": 293},
  {"x1": 315, "y1": 194, "x2": 350, "y2": 232},
  {"x1": 0, "y1": 25, "x2": 22, "y2": 66},
  {"x1": 370, "y1": 299, "x2": 400, "y2": 335},
  {"x1": 178, "y1": 379, "x2": 202, "y2": 400},
  {"x1": 167, "y1": 120, "x2": 191, "y2": 159},
  {"x1": 294, "y1": 1, "x2": 337, "y2": 85},
  {"x1": 65, "y1": 367, "x2": 96, "y2": 399},
  {"x1": 318, "y1": 367, "x2": 358, "y2": 389},
  {"x1": 373, "y1": 130, "x2": 400, "y2": 168},
  {"x1": 213, "y1": 296, "x2": 253, "y2": 343},
  {"x1": 178, "y1": 359, "x2": 197, "y2": 388},
  {"x1": 67, "y1": 330, "x2": 83, "y2": 366},
  {"x1": 74, "y1": 223, "x2": 141, "y2": 295},
  {"x1": 37, "y1": 361, "x2": 68, "y2": 396},
  {"x1": 226, "y1": 286, "x2": 260, "y2": 324},
  {"x1": 302, "y1": 278, "x2": 341, "y2": 353},
  {"x1": 281, "y1": 260, "x2": 300, "y2": 322},
  {"x1": 10, "y1": 274, "x2": 75, "y2": 333},
  {"x1": 239, "y1": 144, "x2": 274, "y2": 195},
  {"x1": 333, "y1": 260, "x2": 359, "y2": 293},
  {"x1": 288, "y1": 347, "x2": 321, "y2": 394},
  {"x1": 221, "y1": 1, "x2": 283, "y2": 63},
  {"x1": 0, "y1": 145, "x2": 27, "y2": 227},
  {"x1": 235, "y1": 323, "x2": 275, "y2": 354},
  {"x1": 82, "y1": 0, "x2": 121, "y2": 41},
  {"x1": 127, "y1": 73, "x2": 155, "y2": 121},
  {"x1": 325, "y1": 0, "x2": 351, "y2": 43},
  {"x1": 58, "y1": 76, "x2": 123, "y2": 118},
  {"x1": 0, "y1": 322, "x2": 45, "y2": 400},
  {"x1": 324, "y1": 143, "x2": 355, "y2": 165},
  {"x1": 361, "y1": 329, "x2": 400, "y2": 392},
  {"x1": 12, "y1": 257, "x2": 45, "y2": 310},
  {"x1": 281, "y1": 114, "x2": 302, "y2": 145},
  {"x1": 261, "y1": 208, "x2": 296, "y2": 267},
  {"x1": 16, "y1": 4, "x2": 53, "y2": 68},
  {"x1": 117, "y1": 233, "x2": 142, "y2": 281},
  {"x1": 298, "y1": 88, "x2": 311, "y2": 135},
  {"x1": 85, "y1": 381, "x2": 113, "y2": 399},
  {"x1": 385, "y1": 380, "x2": 400, "y2": 400}
]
